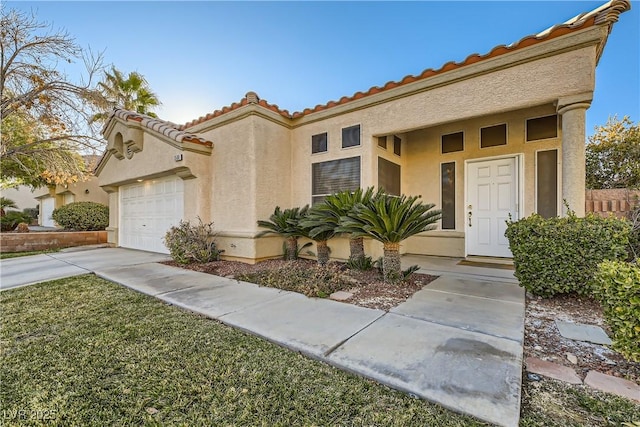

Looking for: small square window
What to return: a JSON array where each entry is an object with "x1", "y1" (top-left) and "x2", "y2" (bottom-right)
[
  {"x1": 311, "y1": 133, "x2": 327, "y2": 154},
  {"x1": 527, "y1": 115, "x2": 557, "y2": 141},
  {"x1": 378, "y1": 136, "x2": 387, "y2": 149},
  {"x1": 342, "y1": 125, "x2": 361, "y2": 148},
  {"x1": 480, "y1": 124, "x2": 507, "y2": 148},
  {"x1": 393, "y1": 135, "x2": 401, "y2": 156},
  {"x1": 442, "y1": 132, "x2": 464, "y2": 153}
]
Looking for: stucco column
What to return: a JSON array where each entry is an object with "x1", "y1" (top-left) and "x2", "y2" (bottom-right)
[{"x1": 557, "y1": 101, "x2": 591, "y2": 216}]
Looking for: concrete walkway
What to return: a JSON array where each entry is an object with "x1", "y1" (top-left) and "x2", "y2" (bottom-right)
[{"x1": 0, "y1": 249, "x2": 525, "y2": 427}]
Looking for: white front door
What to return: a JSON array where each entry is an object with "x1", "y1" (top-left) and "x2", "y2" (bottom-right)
[
  {"x1": 41, "y1": 197, "x2": 55, "y2": 227},
  {"x1": 120, "y1": 176, "x2": 184, "y2": 254},
  {"x1": 466, "y1": 157, "x2": 519, "y2": 258}
]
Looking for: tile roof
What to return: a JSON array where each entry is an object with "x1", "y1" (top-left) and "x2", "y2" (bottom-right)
[
  {"x1": 172, "y1": 0, "x2": 629, "y2": 129},
  {"x1": 108, "y1": 109, "x2": 213, "y2": 147}
]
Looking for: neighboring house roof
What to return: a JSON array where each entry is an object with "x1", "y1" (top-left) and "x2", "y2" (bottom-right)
[{"x1": 178, "y1": 0, "x2": 630, "y2": 129}]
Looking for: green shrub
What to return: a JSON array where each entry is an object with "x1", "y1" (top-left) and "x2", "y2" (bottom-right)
[
  {"x1": 0, "y1": 211, "x2": 32, "y2": 232},
  {"x1": 164, "y1": 218, "x2": 223, "y2": 264},
  {"x1": 505, "y1": 211, "x2": 630, "y2": 297},
  {"x1": 593, "y1": 260, "x2": 640, "y2": 362},
  {"x1": 22, "y1": 207, "x2": 39, "y2": 220},
  {"x1": 52, "y1": 202, "x2": 109, "y2": 231},
  {"x1": 346, "y1": 255, "x2": 374, "y2": 271}
]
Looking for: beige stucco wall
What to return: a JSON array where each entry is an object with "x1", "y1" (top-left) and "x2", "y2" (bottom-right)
[
  {"x1": 97, "y1": 126, "x2": 212, "y2": 246},
  {"x1": 197, "y1": 113, "x2": 292, "y2": 260},
  {"x1": 0, "y1": 185, "x2": 39, "y2": 210},
  {"x1": 96, "y1": 27, "x2": 601, "y2": 260}
]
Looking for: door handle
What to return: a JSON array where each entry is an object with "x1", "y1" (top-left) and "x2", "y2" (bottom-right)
[{"x1": 468, "y1": 211, "x2": 472, "y2": 227}]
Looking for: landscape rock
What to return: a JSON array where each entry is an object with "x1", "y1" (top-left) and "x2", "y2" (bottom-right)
[
  {"x1": 566, "y1": 353, "x2": 578, "y2": 364},
  {"x1": 584, "y1": 371, "x2": 640, "y2": 402},
  {"x1": 526, "y1": 357, "x2": 582, "y2": 384},
  {"x1": 330, "y1": 291, "x2": 354, "y2": 301}
]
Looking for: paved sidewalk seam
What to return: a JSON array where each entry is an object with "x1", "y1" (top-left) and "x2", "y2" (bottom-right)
[
  {"x1": 417, "y1": 269, "x2": 518, "y2": 284},
  {"x1": 422, "y1": 288, "x2": 524, "y2": 306},
  {"x1": 390, "y1": 311, "x2": 525, "y2": 344},
  {"x1": 322, "y1": 312, "x2": 387, "y2": 357}
]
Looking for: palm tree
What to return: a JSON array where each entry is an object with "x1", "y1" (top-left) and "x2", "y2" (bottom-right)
[
  {"x1": 338, "y1": 194, "x2": 441, "y2": 282},
  {"x1": 257, "y1": 206, "x2": 309, "y2": 261},
  {"x1": 92, "y1": 66, "x2": 161, "y2": 122},
  {"x1": 314, "y1": 187, "x2": 383, "y2": 262},
  {"x1": 299, "y1": 205, "x2": 338, "y2": 265},
  {"x1": 0, "y1": 197, "x2": 17, "y2": 217}
]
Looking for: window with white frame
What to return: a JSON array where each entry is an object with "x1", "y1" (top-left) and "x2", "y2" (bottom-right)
[
  {"x1": 312, "y1": 157, "x2": 360, "y2": 205},
  {"x1": 311, "y1": 132, "x2": 328, "y2": 153},
  {"x1": 342, "y1": 125, "x2": 361, "y2": 148}
]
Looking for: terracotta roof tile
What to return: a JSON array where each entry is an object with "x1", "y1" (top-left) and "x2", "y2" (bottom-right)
[
  {"x1": 109, "y1": 109, "x2": 213, "y2": 147},
  {"x1": 179, "y1": 0, "x2": 628, "y2": 126}
]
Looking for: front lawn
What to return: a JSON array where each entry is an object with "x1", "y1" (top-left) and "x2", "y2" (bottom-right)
[
  {"x1": 0, "y1": 275, "x2": 483, "y2": 426},
  {"x1": 1, "y1": 275, "x2": 637, "y2": 426}
]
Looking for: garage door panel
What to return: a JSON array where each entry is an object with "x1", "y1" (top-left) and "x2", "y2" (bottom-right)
[{"x1": 120, "y1": 177, "x2": 183, "y2": 254}]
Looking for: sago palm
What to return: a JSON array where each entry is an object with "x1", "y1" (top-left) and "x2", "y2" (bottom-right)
[
  {"x1": 299, "y1": 205, "x2": 338, "y2": 265},
  {"x1": 338, "y1": 194, "x2": 441, "y2": 282},
  {"x1": 257, "y1": 206, "x2": 309, "y2": 261},
  {"x1": 314, "y1": 187, "x2": 383, "y2": 262}
]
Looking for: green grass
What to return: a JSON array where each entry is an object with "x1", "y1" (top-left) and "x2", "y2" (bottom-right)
[
  {"x1": 0, "y1": 249, "x2": 59, "y2": 259},
  {"x1": 520, "y1": 376, "x2": 640, "y2": 426},
  {"x1": 2, "y1": 275, "x2": 638, "y2": 426},
  {"x1": 0, "y1": 275, "x2": 485, "y2": 426}
]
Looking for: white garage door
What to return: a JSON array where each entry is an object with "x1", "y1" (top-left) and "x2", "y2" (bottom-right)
[
  {"x1": 120, "y1": 176, "x2": 184, "y2": 253},
  {"x1": 41, "y1": 197, "x2": 55, "y2": 227}
]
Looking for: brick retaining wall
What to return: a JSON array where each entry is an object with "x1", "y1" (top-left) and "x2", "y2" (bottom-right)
[
  {"x1": 0, "y1": 231, "x2": 107, "y2": 253},
  {"x1": 585, "y1": 189, "x2": 639, "y2": 218}
]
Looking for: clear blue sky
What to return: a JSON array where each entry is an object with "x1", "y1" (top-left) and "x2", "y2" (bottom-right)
[{"x1": 7, "y1": 1, "x2": 640, "y2": 136}]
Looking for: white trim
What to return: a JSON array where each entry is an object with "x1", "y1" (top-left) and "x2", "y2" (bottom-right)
[
  {"x1": 440, "y1": 130, "x2": 465, "y2": 155},
  {"x1": 479, "y1": 122, "x2": 508, "y2": 149},
  {"x1": 464, "y1": 153, "x2": 523, "y2": 257},
  {"x1": 341, "y1": 123, "x2": 362, "y2": 149},
  {"x1": 439, "y1": 160, "x2": 458, "y2": 231},
  {"x1": 525, "y1": 114, "x2": 559, "y2": 143},
  {"x1": 534, "y1": 148, "x2": 561, "y2": 217}
]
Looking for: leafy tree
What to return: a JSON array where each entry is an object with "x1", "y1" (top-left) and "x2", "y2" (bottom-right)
[
  {"x1": 1, "y1": 8, "x2": 104, "y2": 188},
  {"x1": 257, "y1": 206, "x2": 309, "y2": 261},
  {"x1": 91, "y1": 66, "x2": 161, "y2": 122},
  {"x1": 338, "y1": 194, "x2": 441, "y2": 282},
  {"x1": 586, "y1": 116, "x2": 640, "y2": 189}
]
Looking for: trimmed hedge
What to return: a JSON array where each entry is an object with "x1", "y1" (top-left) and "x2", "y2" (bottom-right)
[
  {"x1": 52, "y1": 202, "x2": 109, "y2": 231},
  {"x1": 594, "y1": 260, "x2": 640, "y2": 362},
  {"x1": 505, "y1": 212, "x2": 630, "y2": 297}
]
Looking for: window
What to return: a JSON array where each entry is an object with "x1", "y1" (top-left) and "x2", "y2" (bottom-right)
[
  {"x1": 342, "y1": 125, "x2": 360, "y2": 148},
  {"x1": 393, "y1": 135, "x2": 401, "y2": 156},
  {"x1": 527, "y1": 115, "x2": 558, "y2": 141},
  {"x1": 480, "y1": 124, "x2": 507, "y2": 148},
  {"x1": 378, "y1": 157, "x2": 401, "y2": 196},
  {"x1": 442, "y1": 132, "x2": 464, "y2": 153},
  {"x1": 441, "y1": 162, "x2": 456, "y2": 229},
  {"x1": 378, "y1": 136, "x2": 387, "y2": 149},
  {"x1": 537, "y1": 150, "x2": 558, "y2": 218},
  {"x1": 312, "y1": 157, "x2": 360, "y2": 205},
  {"x1": 311, "y1": 132, "x2": 328, "y2": 153}
]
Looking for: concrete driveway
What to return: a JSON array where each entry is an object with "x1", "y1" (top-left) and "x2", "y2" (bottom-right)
[{"x1": 0, "y1": 248, "x2": 170, "y2": 290}]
